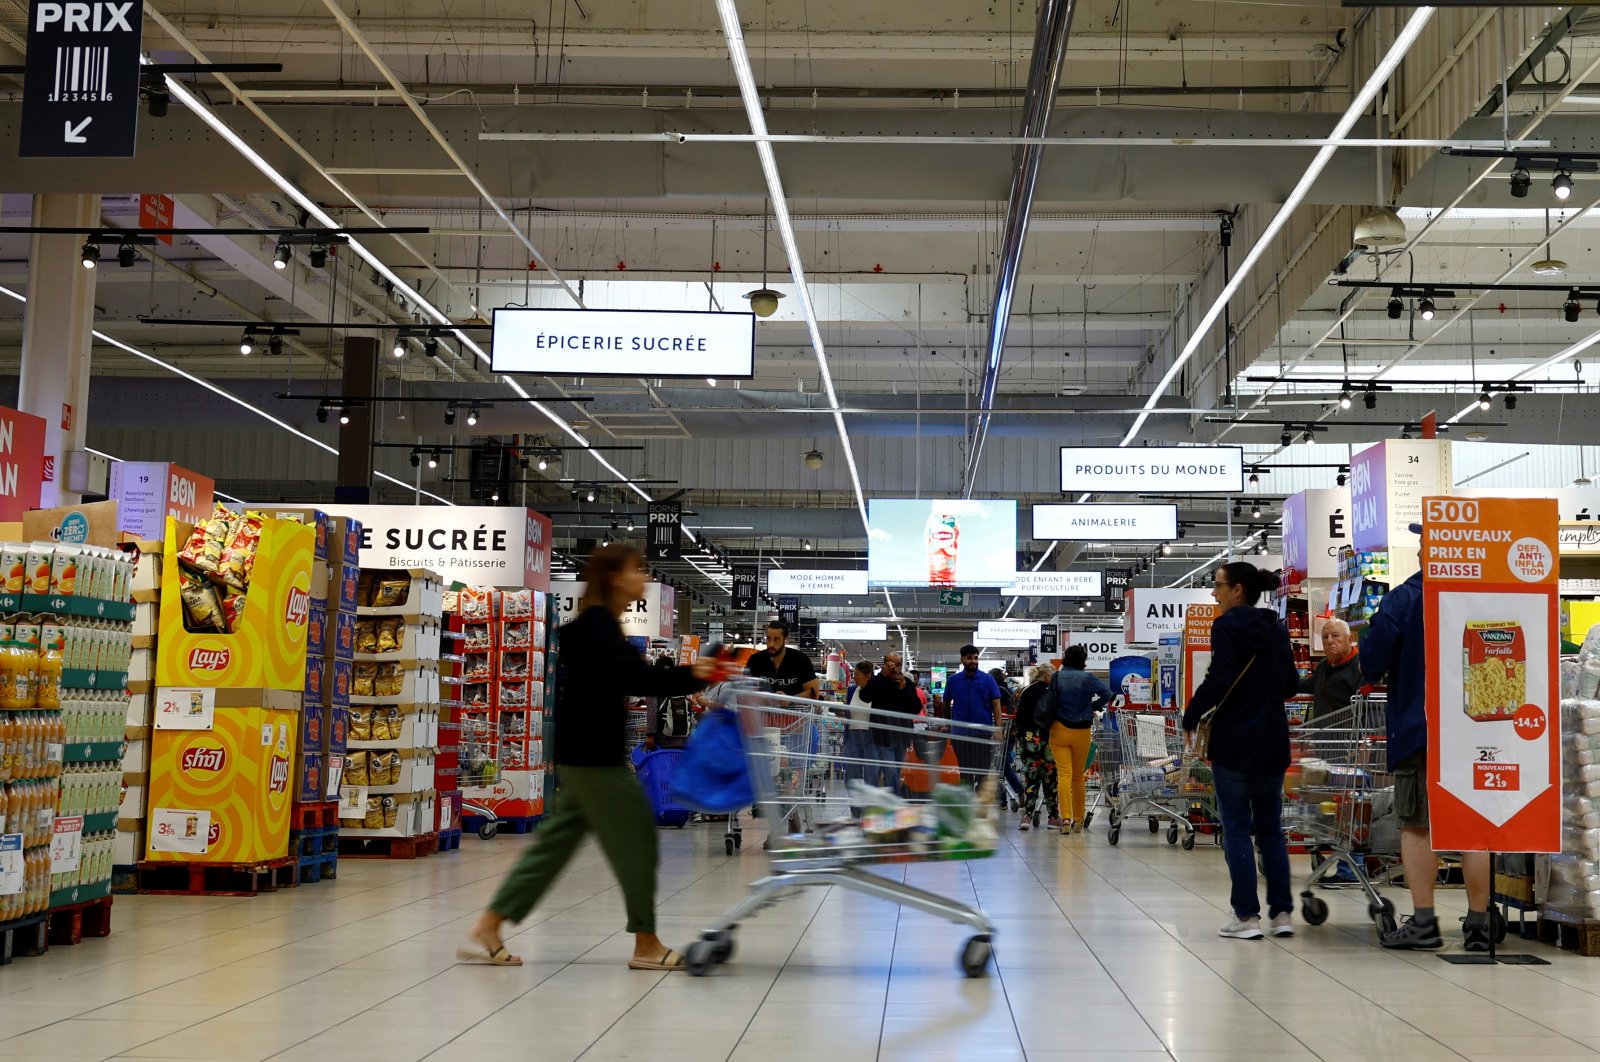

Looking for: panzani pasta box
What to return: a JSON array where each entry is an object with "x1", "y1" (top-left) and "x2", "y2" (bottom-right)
[{"x1": 1462, "y1": 620, "x2": 1526, "y2": 721}]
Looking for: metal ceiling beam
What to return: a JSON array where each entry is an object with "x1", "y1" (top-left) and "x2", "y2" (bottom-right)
[{"x1": 963, "y1": 0, "x2": 1079, "y2": 494}]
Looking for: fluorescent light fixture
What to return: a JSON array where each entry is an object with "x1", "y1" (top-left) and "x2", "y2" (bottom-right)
[{"x1": 1121, "y1": 6, "x2": 1436, "y2": 445}]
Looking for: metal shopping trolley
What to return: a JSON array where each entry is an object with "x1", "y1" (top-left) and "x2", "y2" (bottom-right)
[
  {"x1": 684, "y1": 679, "x2": 1006, "y2": 978},
  {"x1": 1096, "y1": 708, "x2": 1213, "y2": 848},
  {"x1": 1289, "y1": 692, "x2": 1402, "y2": 935}
]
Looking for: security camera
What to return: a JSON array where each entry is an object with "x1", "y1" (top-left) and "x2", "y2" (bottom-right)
[
  {"x1": 675, "y1": 132, "x2": 688, "y2": 144},
  {"x1": 744, "y1": 287, "x2": 784, "y2": 318}
]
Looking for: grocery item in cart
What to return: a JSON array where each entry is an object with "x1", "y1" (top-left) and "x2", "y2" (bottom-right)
[{"x1": 1462, "y1": 621, "x2": 1526, "y2": 720}]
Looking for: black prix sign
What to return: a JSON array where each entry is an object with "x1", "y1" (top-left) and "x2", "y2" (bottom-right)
[
  {"x1": 21, "y1": 0, "x2": 144, "y2": 158},
  {"x1": 731, "y1": 567, "x2": 758, "y2": 612},
  {"x1": 646, "y1": 502, "x2": 681, "y2": 561}
]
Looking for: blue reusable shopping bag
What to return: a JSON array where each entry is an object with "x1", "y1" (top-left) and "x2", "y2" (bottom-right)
[{"x1": 670, "y1": 707, "x2": 754, "y2": 812}]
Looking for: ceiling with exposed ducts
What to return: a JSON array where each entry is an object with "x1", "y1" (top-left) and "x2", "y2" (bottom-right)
[{"x1": 3, "y1": 1, "x2": 1600, "y2": 654}]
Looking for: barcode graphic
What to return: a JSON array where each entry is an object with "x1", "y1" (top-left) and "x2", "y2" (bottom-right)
[{"x1": 50, "y1": 46, "x2": 111, "y2": 102}]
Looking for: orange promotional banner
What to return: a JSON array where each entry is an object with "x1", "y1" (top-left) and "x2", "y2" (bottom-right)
[
  {"x1": 1421, "y1": 495, "x2": 1561, "y2": 853},
  {"x1": 1182, "y1": 603, "x2": 1220, "y2": 708}
]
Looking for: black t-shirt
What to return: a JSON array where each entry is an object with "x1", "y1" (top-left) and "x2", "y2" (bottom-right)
[
  {"x1": 746, "y1": 647, "x2": 818, "y2": 697},
  {"x1": 859, "y1": 674, "x2": 922, "y2": 746}
]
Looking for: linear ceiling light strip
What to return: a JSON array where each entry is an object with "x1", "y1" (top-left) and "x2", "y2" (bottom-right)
[
  {"x1": 1122, "y1": 6, "x2": 1437, "y2": 445},
  {"x1": 481, "y1": 133, "x2": 1548, "y2": 150}
]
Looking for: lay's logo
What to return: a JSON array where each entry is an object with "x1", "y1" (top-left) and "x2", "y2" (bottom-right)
[
  {"x1": 189, "y1": 647, "x2": 230, "y2": 672},
  {"x1": 285, "y1": 586, "x2": 310, "y2": 627},
  {"x1": 181, "y1": 745, "x2": 227, "y2": 772},
  {"x1": 268, "y1": 754, "x2": 290, "y2": 794}
]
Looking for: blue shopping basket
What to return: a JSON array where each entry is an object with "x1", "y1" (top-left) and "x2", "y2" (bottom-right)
[{"x1": 632, "y1": 746, "x2": 694, "y2": 828}]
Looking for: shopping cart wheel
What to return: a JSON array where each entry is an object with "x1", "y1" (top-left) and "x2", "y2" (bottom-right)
[
  {"x1": 1166, "y1": 824, "x2": 1179, "y2": 845},
  {"x1": 1374, "y1": 911, "x2": 1398, "y2": 937},
  {"x1": 1108, "y1": 824, "x2": 1121, "y2": 846},
  {"x1": 685, "y1": 939, "x2": 718, "y2": 976},
  {"x1": 1301, "y1": 895, "x2": 1329, "y2": 925},
  {"x1": 1180, "y1": 830, "x2": 1196, "y2": 851},
  {"x1": 1083, "y1": 811, "x2": 1094, "y2": 828},
  {"x1": 725, "y1": 837, "x2": 735, "y2": 856},
  {"x1": 734, "y1": 832, "x2": 743, "y2": 851},
  {"x1": 960, "y1": 935, "x2": 993, "y2": 978},
  {"x1": 1149, "y1": 817, "x2": 1160, "y2": 834},
  {"x1": 478, "y1": 821, "x2": 498, "y2": 841},
  {"x1": 1109, "y1": 810, "x2": 1122, "y2": 830},
  {"x1": 1370, "y1": 897, "x2": 1396, "y2": 920}
]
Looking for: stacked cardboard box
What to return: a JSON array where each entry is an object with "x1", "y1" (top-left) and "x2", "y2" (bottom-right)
[{"x1": 116, "y1": 542, "x2": 162, "y2": 878}]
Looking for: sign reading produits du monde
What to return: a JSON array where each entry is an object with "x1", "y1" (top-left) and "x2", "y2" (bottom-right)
[
  {"x1": 1059, "y1": 446, "x2": 1244, "y2": 494},
  {"x1": 491, "y1": 308, "x2": 756, "y2": 379}
]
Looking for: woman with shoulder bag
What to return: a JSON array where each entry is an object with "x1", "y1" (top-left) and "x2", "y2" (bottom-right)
[
  {"x1": 1013, "y1": 664, "x2": 1059, "y2": 831},
  {"x1": 1048, "y1": 645, "x2": 1113, "y2": 835},
  {"x1": 1181, "y1": 561, "x2": 1301, "y2": 940}
]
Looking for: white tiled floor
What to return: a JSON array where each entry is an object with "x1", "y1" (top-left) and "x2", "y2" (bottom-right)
[{"x1": 2, "y1": 819, "x2": 1595, "y2": 1061}]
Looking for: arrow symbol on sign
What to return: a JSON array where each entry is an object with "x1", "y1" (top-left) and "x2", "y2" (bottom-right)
[{"x1": 64, "y1": 117, "x2": 91, "y2": 143}]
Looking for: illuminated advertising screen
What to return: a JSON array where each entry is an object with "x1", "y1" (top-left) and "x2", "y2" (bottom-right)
[{"x1": 866, "y1": 499, "x2": 1017, "y2": 588}]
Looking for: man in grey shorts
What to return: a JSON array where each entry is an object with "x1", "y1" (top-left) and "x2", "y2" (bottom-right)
[{"x1": 1361, "y1": 564, "x2": 1498, "y2": 951}]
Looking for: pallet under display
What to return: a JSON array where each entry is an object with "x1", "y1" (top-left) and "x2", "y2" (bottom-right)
[
  {"x1": 0, "y1": 540, "x2": 136, "y2": 957},
  {"x1": 338, "y1": 569, "x2": 443, "y2": 856},
  {"x1": 455, "y1": 587, "x2": 552, "y2": 828}
]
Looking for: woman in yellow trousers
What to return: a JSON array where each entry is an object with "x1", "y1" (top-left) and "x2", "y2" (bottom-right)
[{"x1": 1045, "y1": 645, "x2": 1112, "y2": 834}]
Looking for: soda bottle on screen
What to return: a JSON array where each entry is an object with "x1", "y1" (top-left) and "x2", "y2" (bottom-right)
[{"x1": 925, "y1": 505, "x2": 960, "y2": 586}]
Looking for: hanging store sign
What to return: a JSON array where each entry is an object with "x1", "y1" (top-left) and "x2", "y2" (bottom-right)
[
  {"x1": 1124, "y1": 587, "x2": 1215, "y2": 645},
  {"x1": 646, "y1": 502, "x2": 682, "y2": 562},
  {"x1": 1282, "y1": 488, "x2": 1352, "y2": 582},
  {"x1": 1058, "y1": 446, "x2": 1243, "y2": 494},
  {"x1": 138, "y1": 193, "x2": 174, "y2": 244},
  {"x1": 314, "y1": 504, "x2": 549, "y2": 589},
  {"x1": 1349, "y1": 439, "x2": 1451, "y2": 554},
  {"x1": 0, "y1": 405, "x2": 46, "y2": 523},
  {"x1": 20, "y1": 0, "x2": 145, "y2": 158},
  {"x1": 976, "y1": 620, "x2": 1041, "y2": 645},
  {"x1": 817, "y1": 622, "x2": 887, "y2": 641},
  {"x1": 1032, "y1": 504, "x2": 1178, "y2": 542},
  {"x1": 766, "y1": 568, "x2": 868, "y2": 595},
  {"x1": 1422, "y1": 495, "x2": 1560, "y2": 853},
  {"x1": 1068, "y1": 633, "x2": 1129, "y2": 670},
  {"x1": 1103, "y1": 567, "x2": 1134, "y2": 613},
  {"x1": 777, "y1": 596, "x2": 800, "y2": 629},
  {"x1": 731, "y1": 566, "x2": 758, "y2": 612},
  {"x1": 108, "y1": 461, "x2": 215, "y2": 540},
  {"x1": 491, "y1": 307, "x2": 756, "y2": 378},
  {"x1": 999, "y1": 571, "x2": 1102, "y2": 597},
  {"x1": 1039, "y1": 623, "x2": 1059, "y2": 654}
]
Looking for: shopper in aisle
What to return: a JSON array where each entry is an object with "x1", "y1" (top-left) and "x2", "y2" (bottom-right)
[
  {"x1": 1301, "y1": 618, "x2": 1361, "y2": 721},
  {"x1": 1182, "y1": 561, "x2": 1300, "y2": 940},
  {"x1": 747, "y1": 618, "x2": 820, "y2": 699},
  {"x1": 463, "y1": 544, "x2": 722, "y2": 972},
  {"x1": 856, "y1": 650, "x2": 921, "y2": 793},
  {"x1": 842, "y1": 659, "x2": 880, "y2": 794},
  {"x1": 1046, "y1": 646, "x2": 1112, "y2": 834},
  {"x1": 910, "y1": 670, "x2": 930, "y2": 708},
  {"x1": 1360, "y1": 560, "x2": 1497, "y2": 951},
  {"x1": 1014, "y1": 663, "x2": 1059, "y2": 830},
  {"x1": 945, "y1": 645, "x2": 1003, "y2": 786}
]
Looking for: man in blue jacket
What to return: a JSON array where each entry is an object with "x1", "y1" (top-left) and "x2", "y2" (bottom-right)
[{"x1": 1360, "y1": 563, "x2": 1497, "y2": 951}]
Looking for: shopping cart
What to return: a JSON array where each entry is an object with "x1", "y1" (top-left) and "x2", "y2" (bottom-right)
[
  {"x1": 1288, "y1": 692, "x2": 1401, "y2": 935},
  {"x1": 684, "y1": 679, "x2": 1006, "y2": 978},
  {"x1": 1096, "y1": 708, "x2": 1212, "y2": 849}
]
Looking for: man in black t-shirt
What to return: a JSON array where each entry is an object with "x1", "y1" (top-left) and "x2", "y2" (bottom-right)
[{"x1": 746, "y1": 619, "x2": 820, "y2": 699}]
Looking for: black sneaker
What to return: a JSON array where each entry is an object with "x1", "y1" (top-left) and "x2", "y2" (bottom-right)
[
  {"x1": 1381, "y1": 916, "x2": 1443, "y2": 950},
  {"x1": 1461, "y1": 910, "x2": 1507, "y2": 952}
]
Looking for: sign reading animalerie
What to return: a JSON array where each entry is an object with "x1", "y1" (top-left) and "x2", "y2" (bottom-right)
[
  {"x1": 1421, "y1": 495, "x2": 1560, "y2": 854},
  {"x1": 1058, "y1": 446, "x2": 1243, "y2": 494},
  {"x1": 491, "y1": 308, "x2": 756, "y2": 378}
]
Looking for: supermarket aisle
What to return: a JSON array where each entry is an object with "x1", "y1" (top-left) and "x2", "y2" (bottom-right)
[{"x1": 3, "y1": 823, "x2": 1600, "y2": 1062}]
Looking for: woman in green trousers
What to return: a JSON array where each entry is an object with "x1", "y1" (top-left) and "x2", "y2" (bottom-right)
[{"x1": 461, "y1": 544, "x2": 716, "y2": 971}]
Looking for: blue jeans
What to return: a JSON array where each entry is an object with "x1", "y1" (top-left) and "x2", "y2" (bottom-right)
[
  {"x1": 842, "y1": 729, "x2": 901, "y2": 794},
  {"x1": 1212, "y1": 763, "x2": 1293, "y2": 921}
]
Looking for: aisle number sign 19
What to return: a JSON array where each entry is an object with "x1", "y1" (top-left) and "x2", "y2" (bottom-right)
[{"x1": 1421, "y1": 495, "x2": 1561, "y2": 854}]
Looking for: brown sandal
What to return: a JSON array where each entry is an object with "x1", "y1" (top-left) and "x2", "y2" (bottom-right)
[
  {"x1": 456, "y1": 943, "x2": 523, "y2": 966},
  {"x1": 627, "y1": 948, "x2": 685, "y2": 971}
]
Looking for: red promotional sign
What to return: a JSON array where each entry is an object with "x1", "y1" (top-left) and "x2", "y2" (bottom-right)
[
  {"x1": 1422, "y1": 495, "x2": 1561, "y2": 853},
  {"x1": 0, "y1": 405, "x2": 47, "y2": 522},
  {"x1": 523, "y1": 508, "x2": 552, "y2": 592},
  {"x1": 139, "y1": 194, "x2": 175, "y2": 245}
]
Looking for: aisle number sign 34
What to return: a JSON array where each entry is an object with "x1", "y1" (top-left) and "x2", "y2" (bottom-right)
[{"x1": 1420, "y1": 495, "x2": 1560, "y2": 854}]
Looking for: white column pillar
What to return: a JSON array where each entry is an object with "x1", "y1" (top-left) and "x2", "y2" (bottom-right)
[{"x1": 19, "y1": 194, "x2": 100, "y2": 507}]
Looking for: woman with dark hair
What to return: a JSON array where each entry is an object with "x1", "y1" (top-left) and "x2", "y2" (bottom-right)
[
  {"x1": 1013, "y1": 664, "x2": 1058, "y2": 831},
  {"x1": 1181, "y1": 560, "x2": 1300, "y2": 940},
  {"x1": 1047, "y1": 644, "x2": 1113, "y2": 834},
  {"x1": 462, "y1": 544, "x2": 722, "y2": 970}
]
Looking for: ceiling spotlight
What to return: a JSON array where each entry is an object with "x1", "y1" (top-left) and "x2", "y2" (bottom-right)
[
  {"x1": 315, "y1": 402, "x2": 329, "y2": 423},
  {"x1": 116, "y1": 239, "x2": 137, "y2": 268},
  {"x1": 1280, "y1": 431, "x2": 1292, "y2": 448},
  {"x1": 1336, "y1": 472, "x2": 1347, "y2": 487},
  {"x1": 145, "y1": 81, "x2": 170, "y2": 117},
  {"x1": 338, "y1": 409, "x2": 350, "y2": 426},
  {"x1": 268, "y1": 333, "x2": 284, "y2": 356},
  {"x1": 490, "y1": 490, "x2": 500, "y2": 502},
  {"x1": 409, "y1": 448, "x2": 421, "y2": 468},
  {"x1": 423, "y1": 336, "x2": 440, "y2": 358},
  {"x1": 239, "y1": 332, "x2": 254, "y2": 356},
  {"x1": 272, "y1": 241, "x2": 291, "y2": 270},
  {"x1": 1565, "y1": 294, "x2": 1582, "y2": 323},
  {"x1": 1418, "y1": 295, "x2": 1436, "y2": 321},
  {"x1": 1504, "y1": 393, "x2": 1518, "y2": 411},
  {"x1": 444, "y1": 404, "x2": 457, "y2": 426},
  {"x1": 1232, "y1": 502, "x2": 1242, "y2": 518},
  {"x1": 1256, "y1": 541, "x2": 1268, "y2": 556},
  {"x1": 1477, "y1": 390, "x2": 1492, "y2": 412},
  {"x1": 1248, "y1": 472, "x2": 1259, "y2": 486},
  {"x1": 586, "y1": 488, "x2": 596, "y2": 503},
  {"x1": 308, "y1": 242, "x2": 328, "y2": 269},
  {"x1": 392, "y1": 334, "x2": 408, "y2": 358},
  {"x1": 1553, "y1": 170, "x2": 1574, "y2": 201},
  {"x1": 427, "y1": 450, "x2": 440, "y2": 469},
  {"x1": 1338, "y1": 389, "x2": 1352, "y2": 410},
  {"x1": 1078, "y1": 602, "x2": 1087, "y2": 613},
  {"x1": 627, "y1": 516, "x2": 636, "y2": 531},
  {"x1": 745, "y1": 288, "x2": 785, "y2": 317},
  {"x1": 537, "y1": 455, "x2": 548, "y2": 471},
  {"x1": 803, "y1": 449, "x2": 825, "y2": 470},
  {"x1": 466, "y1": 404, "x2": 480, "y2": 427},
  {"x1": 1401, "y1": 429, "x2": 1412, "y2": 440},
  {"x1": 1300, "y1": 429, "x2": 1313, "y2": 445},
  {"x1": 1251, "y1": 502, "x2": 1262, "y2": 519},
  {"x1": 1161, "y1": 542, "x2": 1172, "y2": 556},
  {"x1": 1177, "y1": 526, "x2": 1187, "y2": 539},
  {"x1": 1509, "y1": 165, "x2": 1532, "y2": 199},
  {"x1": 1386, "y1": 294, "x2": 1403, "y2": 320},
  {"x1": 80, "y1": 240, "x2": 99, "y2": 268},
  {"x1": 1364, "y1": 384, "x2": 1378, "y2": 410}
]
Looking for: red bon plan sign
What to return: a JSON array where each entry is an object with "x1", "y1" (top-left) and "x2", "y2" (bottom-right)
[{"x1": 1422, "y1": 495, "x2": 1561, "y2": 853}]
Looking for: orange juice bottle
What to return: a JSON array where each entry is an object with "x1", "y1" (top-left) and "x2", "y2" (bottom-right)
[
  {"x1": 36, "y1": 624, "x2": 62, "y2": 711},
  {"x1": 14, "y1": 622, "x2": 41, "y2": 711}
]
